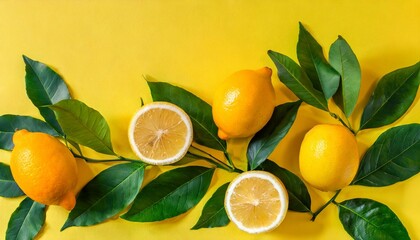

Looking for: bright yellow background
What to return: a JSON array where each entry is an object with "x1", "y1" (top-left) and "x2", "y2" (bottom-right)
[{"x1": 1, "y1": 1, "x2": 419, "y2": 239}]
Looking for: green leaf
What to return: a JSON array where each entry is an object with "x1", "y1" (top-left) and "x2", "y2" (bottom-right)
[
  {"x1": 0, "y1": 163, "x2": 24, "y2": 198},
  {"x1": 329, "y1": 36, "x2": 361, "y2": 117},
  {"x1": 147, "y1": 81, "x2": 227, "y2": 152},
  {"x1": 121, "y1": 166, "x2": 215, "y2": 222},
  {"x1": 259, "y1": 160, "x2": 311, "y2": 212},
  {"x1": 49, "y1": 99, "x2": 115, "y2": 155},
  {"x1": 62, "y1": 162, "x2": 145, "y2": 230},
  {"x1": 0, "y1": 114, "x2": 59, "y2": 151},
  {"x1": 360, "y1": 62, "x2": 420, "y2": 130},
  {"x1": 338, "y1": 198, "x2": 409, "y2": 240},
  {"x1": 23, "y1": 55, "x2": 71, "y2": 134},
  {"x1": 6, "y1": 197, "x2": 46, "y2": 240},
  {"x1": 191, "y1": 182, "x2": 230, "y2": 230},
  {"x1": 248, "y1": 101, "x2": 301, "y2": 170},
  {"x1": 297, "y1": 23, "x2": 340, "y2": 100},
  {"x1": 268, "y1": 50, "x2": 328, "y2": 111},
  {"x1": 352, "y1": 124, "x2": 420, "y2": 187}
]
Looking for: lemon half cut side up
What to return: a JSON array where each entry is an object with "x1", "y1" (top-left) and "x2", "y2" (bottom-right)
[
  {"x1": 224, "y1": 171, "x2": 289, "y2": 234},
  {"x1": 128, "y1": 102, "x2": 193, "y2": 165}
]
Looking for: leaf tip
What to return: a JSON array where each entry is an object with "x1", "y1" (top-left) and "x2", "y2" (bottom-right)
[
  {"x1": 60, "y1": 221, "x2": 71, "y2": 232},
  {"x1": 298, "y1": 22, "x2": 307, "y2": 31},
  {"x1": 190, "y1": 225, "x2": 200, "y2": 230},
  {"x1": 22, "y1": 55, "x2": 31, "y2": 64},
  {"x1": 119, "y1": 213, "x2": 130, "y2": 221}
]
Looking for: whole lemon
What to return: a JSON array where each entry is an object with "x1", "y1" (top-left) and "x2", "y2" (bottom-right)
[
  {"x1": 10, "y1": 129, "x2": 78, "y2": 210},
  {"x1": 299, "y1": 124, "x2": 359, "y2": 192},
  {"x1": 212, "y1": 67, "x2": 276, "y2": 140}
]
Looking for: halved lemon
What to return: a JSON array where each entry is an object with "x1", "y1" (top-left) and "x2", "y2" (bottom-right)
[
  {"x1": 225, "y1": 171, "x2": 289, "y2": 234},
  {"x1": 128, "y1": 102, "x2": 193, "y2": 165}
]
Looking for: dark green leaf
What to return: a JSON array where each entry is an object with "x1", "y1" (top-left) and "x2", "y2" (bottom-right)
[
  {"x1": 259, "y1": 160, "x2": 311, "y2": 212},
  {"x1": 62, "y1": 162, "x2": 145, "y2": 230},
  {"x1": 23, "y1": 55, "x2": 71, "y2": 134},
  {"x1": 329, "y1": 36, "x2": 361, "y2": 117},
  {"x1": 6, "y1": 197, "x2": 46, "y2": 240},
  {"x1": 0, "y1": 163, "x2": 24, "y2": 198},
  {"x1": 147, "y1": 81, "x2": 227, "y2": 152},
  {"x1": 0, "y1": 114, "x2": 59, "y2": 151},
  {"x1": 360, "y1": 62, "x2": 420, "y2": 130},
  {"x1": 248, "y1": 101, "x2": 301, "y2": 170},
  {"x1": 338, "y1": 198, "x2": 409, "y2": 240},
  {"x1": 121, "y1": 166, "x2": 215, "y2": 222},
  {"x1": 191, "y1": 182, "x2": 230, "y2": 230},
  {"x1": 297, "y1": 23, "x2": 340, "y2": 100},
  {"x1": 268, "y1": 50, "x2": 328, "y2": 111},
  {"x1": 49, "y1": 99, "x2": 115, "y2": 155},
  {"x1": 352, "y1": 124, "x2": 420, "y2": 186}
]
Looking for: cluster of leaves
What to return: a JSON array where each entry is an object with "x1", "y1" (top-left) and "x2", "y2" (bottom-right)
[
  {"x1": 268, "y1": 23, "x2": 420, "y2": 239},
  {"x1": 0, "y1": 23, "x2": 419, "y2": 240},
  {"x1": 0, "y1": 55, "x2": 302, "y2": 240}
]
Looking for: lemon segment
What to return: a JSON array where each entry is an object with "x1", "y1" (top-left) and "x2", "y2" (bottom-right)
[
  {"x1": 224, "y1": 171, "x2": 288, "y2": 234},
  {"x1": 128, "y1": 102, "x2": 193, "y2": 165}
]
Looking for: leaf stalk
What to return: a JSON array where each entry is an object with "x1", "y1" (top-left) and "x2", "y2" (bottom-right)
[
  {"x1": 311, "y1": 189, "x2": 341, "y2": 221},
  {"x1": 189, "y1": 146, "x2": 242, "y2": 173},
  {"x1": 72, "y1": 152, "x2": 140, "y2": 163},
  {"x1": 329, "y1": 112, "x2": 356, "y2": 135}
]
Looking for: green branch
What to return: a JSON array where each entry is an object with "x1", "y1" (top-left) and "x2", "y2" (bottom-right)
[
  {"x1": 72, "y1": 152, "x2": 140, "y2": 163},
  {"x1": 311, "y1": 189, "x2": 341, "y2": 221},
  {"x1": 329, "y1": 112, "x2": 356, "y2": 135},
  {"x1": 189, "y1": 146, "x2": 242, "y2": 173}
]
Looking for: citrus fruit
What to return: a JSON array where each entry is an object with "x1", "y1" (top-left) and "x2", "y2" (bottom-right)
[
  {"x1": 128, "y1": 101, "x2": 193, "y2": 165},
  {"x1": 10, "y1": 129, "x2": 78, "y2": 210},
  {"x1": 212, "y1": 67, "x2": 276, "y2": 140},
  {"x1": 299, "y1": 124, "x2": 359, "y2": 192},
  {"x1": 224, "y1": 171, "x2": 289, "y2": 234}
]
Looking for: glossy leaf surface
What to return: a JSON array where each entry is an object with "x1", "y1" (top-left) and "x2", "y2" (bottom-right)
[
  {"x1": 122, "y1": 166, "x2": 214, "y2": 222},
  {"x1": 191, "y1": 182, "x2": 230, "y2": 229},
  {"x1": 62, "y1": 162, "x2": 145, "y2": 230},
  {"x1": 329, "y1": 36, "x2": 361, "y2": 117},
  {"x1": 50, "y1": 99, "x2": 115, "y2": 155},
  {"x1": 248, "y1": 101, "x2": 301, "y2": 170},
  {"x1": 6, "y1": 197, "x2": 46, "y2": 240},
  {"x1": 23, "y1": 55, "x2": 71, "y2": 134},
  {"x1": 360, "y1": 62, "x2": 420, "y2": 130},
  {"x1": 338, "y1": 198, "x2": 409, "y2": 240},
  {"x1": 0, "y1": 163, "x2": 24, "y2": 198},
  {"x1": 352, "y1": 124, "x2": 420, "y2": 186},
  {"x1": 268, "y1": 50, "x2": 328, "y2": 111},
  {"x1": 297, "y1": 23, "x2": 340, "y2": 100}
]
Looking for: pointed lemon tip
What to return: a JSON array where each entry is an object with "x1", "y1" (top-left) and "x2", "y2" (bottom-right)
[
  {"x1": 218, "y1": 129, "x2": 229, "y2": 140},
  {"x1": 12, "y1": 129, "x2": 29, "y2": 145},
  {"x1": 257, "y1": 67, "x2": 272, "y2": 78},
  {"x1": 59, "y1": 191, "x2": 76, "y2": 211}
]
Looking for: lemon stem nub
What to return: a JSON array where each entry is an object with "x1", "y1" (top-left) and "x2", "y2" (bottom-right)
[
  {"x1": 59, "y1": 190, "x2": 76, "y2": 211},
  {"x1": 257, "y1": 67, "x2": 272, "y2": 78}
]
